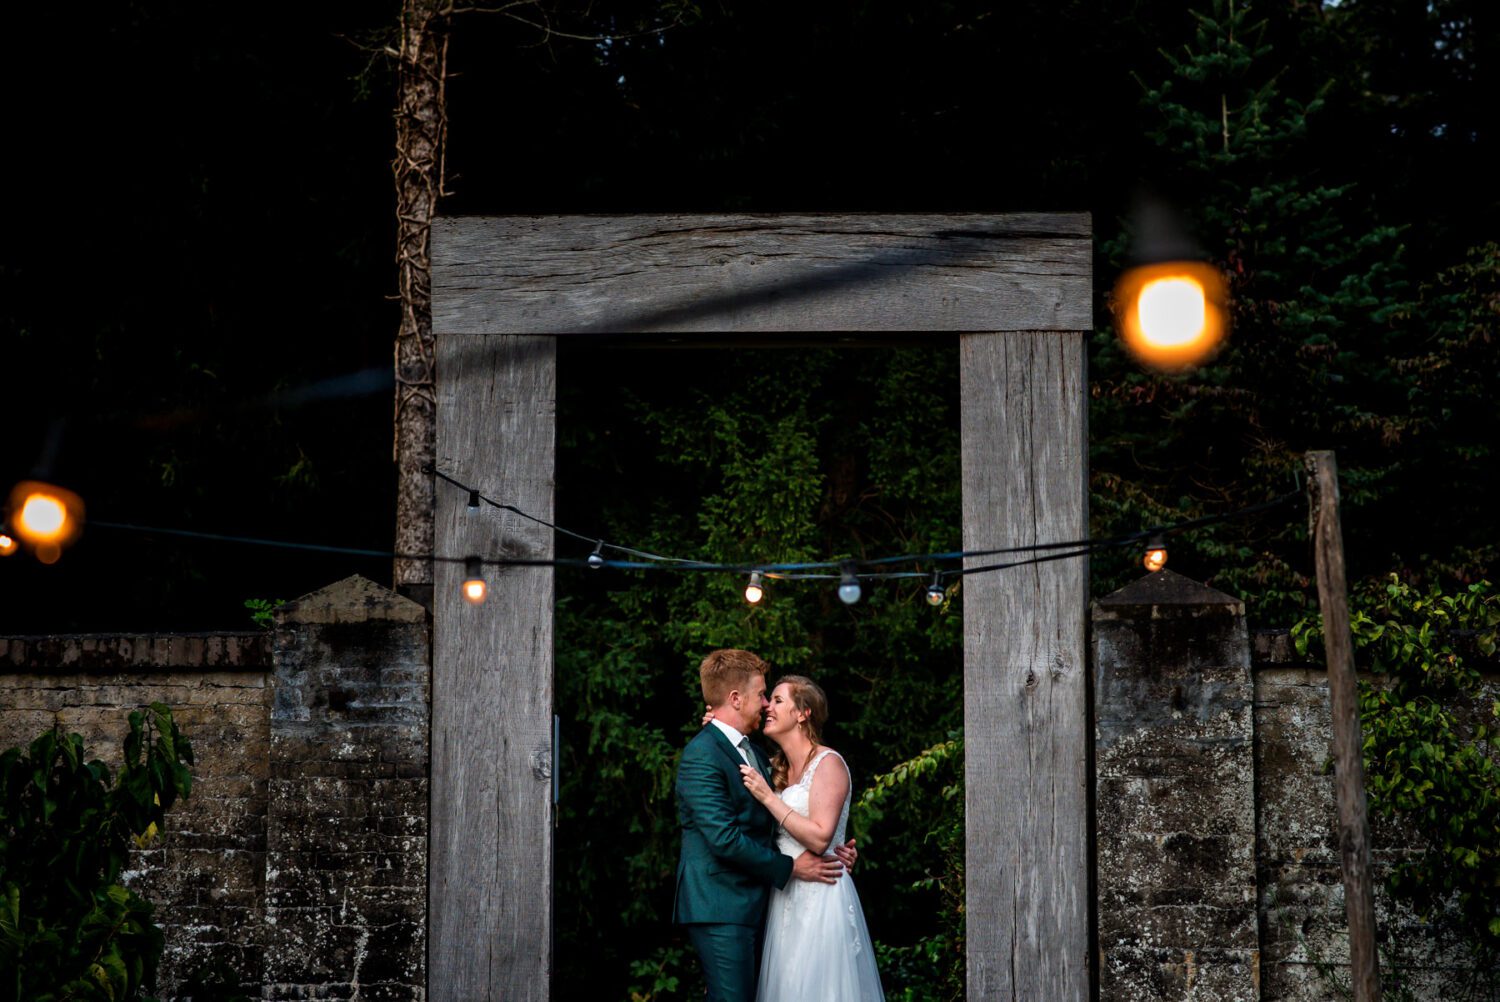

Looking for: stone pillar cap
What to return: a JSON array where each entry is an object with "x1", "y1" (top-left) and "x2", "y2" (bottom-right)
[
  {"x1": 276, "y1": 574, "x2": 428, "y2": 626},
  {"x1": 1093, "y1": 568, "x2": 1243, "y2": 617}
]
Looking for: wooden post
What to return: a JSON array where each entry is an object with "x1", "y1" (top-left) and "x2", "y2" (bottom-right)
[
  {"x1": 961, "y1": 331, "x2": 1089, "y2": 1001},
  {"x1": 1304, "y1": 450, "x2": 1382, "y2": 1002},
  {"x1": 430, "y1": 335, "x2": 556, "y2": 1002}
]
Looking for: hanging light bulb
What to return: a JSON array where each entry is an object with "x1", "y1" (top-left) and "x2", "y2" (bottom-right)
[
  {"x1": 0, "y1": 532, "x2": 16, "y2": 556},
  {"x1": 467, "y1": 489, "x2": 482, "y2": 511},
  {"x1": 925, "y1": 572, "x2": 945, "y2": 607},
  {"x1": 744, "y1": 570, "x2": 765, "y2": 605},
  {"x1": 6, "y1": 480, "x2": 85, "y2": 555},
  {"x1": 463, "y1": 556, "x2": 487, "y2": 604},
  {"x1": 837, "y1": 564, "x2": 862, "y2": 605},
  {"x1": 1111, "y1": 195, "x2": 1229, "y2": 372},
  {"x1": 588, "y1": 541, "x2": 605, "y2": 569},
  {"x1": 1143, "y1": 535, "x2": 1168, "y2": 573}
]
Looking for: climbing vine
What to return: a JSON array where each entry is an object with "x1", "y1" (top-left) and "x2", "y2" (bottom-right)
[{"x1": 1294, "y1": 577, "x2": 1500, "y2": 961}]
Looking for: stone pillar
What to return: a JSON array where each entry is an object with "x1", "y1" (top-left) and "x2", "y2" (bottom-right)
[
  {"x1": 1092, "y1": 569, "x2": 1260, "y2": 1000},
  {"x1": 265, "y1": 575, "x2": 430, "y2": 1000}
]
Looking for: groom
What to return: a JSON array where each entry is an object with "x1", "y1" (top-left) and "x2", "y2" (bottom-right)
[{"x1": 673, "y1": 648, "x2": 854, "y2": 1002}]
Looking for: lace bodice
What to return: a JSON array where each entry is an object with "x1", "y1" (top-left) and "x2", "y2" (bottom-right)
[{"x1": 774, "y1": 748, "x2": 850, "y2": 857}]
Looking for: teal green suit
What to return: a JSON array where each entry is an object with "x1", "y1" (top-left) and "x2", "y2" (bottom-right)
[{"x1": 674, "y1": 724, "x2": 793, "y2": 1002}]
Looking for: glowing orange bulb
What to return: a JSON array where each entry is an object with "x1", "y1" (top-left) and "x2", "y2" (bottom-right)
[
  {"x1": 744, "y1": 571, "x2": 765, "y2": 605},
  {"x1": 1137, "y1": 277, "x2": 1206, "y2": 346},
  {"x1": 461, "y1": 557, "x2": 487, "y2": 604},
  {"x1": 6, "y1": 481, "x2": 85, "y2": 553},
  {"x1": 1113, "y1": 261, "x2": 1228, "y2": 372},
  {"x1": 1143, "y1": 546, "x2": 1168, "y2": 573},
  {"x1": 0, "y1": 533, "x2": 16, "y2": 556},
  {"x1": 20, "y1": 494, "x2": 68, "y2": 540}
]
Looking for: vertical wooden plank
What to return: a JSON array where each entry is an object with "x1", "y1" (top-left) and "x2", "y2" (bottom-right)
[
  {"x1": 961, "y1": 331, "x2": 1089, "y2": 1001},
  {"x1": 431, "y1": 334, "x2": 556, "y2": 1001},
  {"x1": 1305, "y1": 450, "x2": 1383, "y2": 1002}
]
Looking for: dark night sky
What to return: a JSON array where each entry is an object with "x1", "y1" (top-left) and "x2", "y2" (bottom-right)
[{"x1": 2, "y1": 1, "x2": 1495, "y2": 631}]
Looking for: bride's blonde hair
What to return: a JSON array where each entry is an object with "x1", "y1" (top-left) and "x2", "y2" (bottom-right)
[{"x1": 769, "y1": 675, "x2": 829, "y2": 791}]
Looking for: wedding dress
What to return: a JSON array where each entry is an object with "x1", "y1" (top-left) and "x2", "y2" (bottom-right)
[{"x1": 756, "y1": 749, "x2": 885, "y2": 1002}]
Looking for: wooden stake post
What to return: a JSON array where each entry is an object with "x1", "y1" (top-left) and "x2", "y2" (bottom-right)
[{"x1": 1304, "y1": 450, "x2": 1382, "y2": 1002}]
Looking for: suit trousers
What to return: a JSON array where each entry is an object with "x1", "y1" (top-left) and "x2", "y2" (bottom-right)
[{"x1": 685, "y1": 922, "x2": 762, "y2": 1002}]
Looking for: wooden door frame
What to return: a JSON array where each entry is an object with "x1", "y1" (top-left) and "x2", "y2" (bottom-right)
[{"x1": 430, "y1": 213, "x2": 1092, "y2": 1001}]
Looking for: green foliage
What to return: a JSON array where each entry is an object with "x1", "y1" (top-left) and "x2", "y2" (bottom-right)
[
  {"x1": 241, "y1": 599, "x2": 285, "y2": 631},
  {"x1": 0, "y1": 705, "x2": 194, "y2": 1002},
  {"x1": 625, "y1": 944, "x2": 691, "y2": 1002},
  {"x1": 1090, "y1": 0, "x2": 1499, "y2": 621},
  {"x1": 1293, "y1": 577, "x2": 1500, "y2": 956},
  {"x1": 554, "y1": 346, "x2": 963, "y2": 999},
  {"x1": 854, "y1": 738, "x2": 964, "y2": 1002}
]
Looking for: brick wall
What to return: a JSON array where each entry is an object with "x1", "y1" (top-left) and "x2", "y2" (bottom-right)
[
  {"x1": 0, "y1": 632, "x2": 272, "y2": 989},
  {"x1": 0, "y1": 575, "x2": 429, "y2": 1001}
]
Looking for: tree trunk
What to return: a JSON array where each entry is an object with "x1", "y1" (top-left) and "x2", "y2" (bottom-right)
[{"x1": 392, "y1": 0, "x2": 450, "y2": 606}]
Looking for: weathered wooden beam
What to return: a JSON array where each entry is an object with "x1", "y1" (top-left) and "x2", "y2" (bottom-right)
[
  {"x1": 429, "y1": 213, "x2": 1093, "y2": 1000},
  {"x1": 432, "y1": 214, "x2": 1091, "y2": 334},
  {"x1": 961, "y1": 331, "x2": 1089, "y2": 1001},
  {"x1": 1305, "y1": 450, "x2": 1382, "y2": 1002},
  {"x1": 430, "y1": 334, "x2": 556, "y2": 1002}
]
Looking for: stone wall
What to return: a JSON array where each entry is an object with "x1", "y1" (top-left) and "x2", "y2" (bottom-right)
[
  {"x1": 1093, "y1": 570, "x2": 1260, "y2": 1000},
  {"x1": 7, "y1": 569, "x2": 1493, "y2": 1000},
  {"x1": 1252, "y1": 636, "x2": 1500, "y2": 1001},
  {"x1": 265, "y1": 576, "x2": 429, "y2": 1000},
  {"x1": 1093, "y1": 572, "x2": 1499, "y2": 1002},
  {"x1": 0, "y1": 575, "x2": 429, "y2": 1001}
]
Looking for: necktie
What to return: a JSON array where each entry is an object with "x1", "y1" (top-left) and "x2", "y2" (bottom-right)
[{"x1": 738, "y1": 737, "x2": 753, "y2": 767}]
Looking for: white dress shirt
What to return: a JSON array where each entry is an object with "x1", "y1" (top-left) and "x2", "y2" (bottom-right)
[{"x1": 709, "y1": 717, "x2": 754, "y2": 766}]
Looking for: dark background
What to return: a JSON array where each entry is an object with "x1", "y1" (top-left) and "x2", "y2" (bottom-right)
[{"x1": 4, "y1": 1, "x2": 1495, "y2": 631}]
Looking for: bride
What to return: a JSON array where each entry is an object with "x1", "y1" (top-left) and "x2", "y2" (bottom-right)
[{"x1": 737, "y1": 675, "x2": 885, "y2": 1002}]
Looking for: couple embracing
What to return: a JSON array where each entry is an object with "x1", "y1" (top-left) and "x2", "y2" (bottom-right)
[{"x1": 673, "y1": 648, "x2": 885, "y2": 1002}]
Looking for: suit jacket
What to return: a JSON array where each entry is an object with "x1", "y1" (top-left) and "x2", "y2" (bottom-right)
[{"x1": 672, "y1": 724, "x2": 794, "y2": 926}]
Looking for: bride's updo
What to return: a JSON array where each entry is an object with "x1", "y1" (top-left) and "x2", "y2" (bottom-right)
[{"x1": 769, "y1": 675, "x2": 829, "y2": 791}]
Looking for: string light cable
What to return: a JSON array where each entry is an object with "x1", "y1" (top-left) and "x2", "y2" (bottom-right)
[
  {"x1": 429, "y1": 467, "x2": 1299, "y2": 574},
  {"x1": 46, "y1": 477, "x2": 1301, "y2": 607}
]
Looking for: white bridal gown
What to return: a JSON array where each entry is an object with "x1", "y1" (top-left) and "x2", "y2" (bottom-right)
[{"x1": 757, "y1": 749, "x2": 885, "y2": 1002}]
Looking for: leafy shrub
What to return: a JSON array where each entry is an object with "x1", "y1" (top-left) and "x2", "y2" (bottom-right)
[
  {"x1": 853, "y1": 737, "x2": 964, "y2": 1002},
  {"x1": 0, "y1": 704, "x2": 193, "y2": 1002},
  {"x1": 1294, "y1": 577, "x2": 1500, "y2": 961}
]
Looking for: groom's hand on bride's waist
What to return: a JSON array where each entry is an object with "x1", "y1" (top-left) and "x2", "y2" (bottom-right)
[
  {"x1": 832, "y1": 838, "x2": 857, "y2": 873},
  {"x1": 791, "y1": 850, "x2": 845, "y2": 884}
]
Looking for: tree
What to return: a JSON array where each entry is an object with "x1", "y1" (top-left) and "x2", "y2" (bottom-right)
[{"x1": 391, "y1": 0, "x2": 451, "y2": 606}]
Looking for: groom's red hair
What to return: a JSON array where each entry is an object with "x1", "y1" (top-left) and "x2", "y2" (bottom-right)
[{"x1": 699, "y1": 648, "x2": 770, "y2": 707}]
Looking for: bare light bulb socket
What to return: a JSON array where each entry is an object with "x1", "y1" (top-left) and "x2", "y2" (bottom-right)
[{"x1": 837, "y1": 565, "x2": 862, "y2": 605}]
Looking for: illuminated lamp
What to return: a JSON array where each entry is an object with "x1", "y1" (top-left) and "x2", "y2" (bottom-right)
[{"x1": 1111, "y1": 197, "x2": 1230, "y2": 372}]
